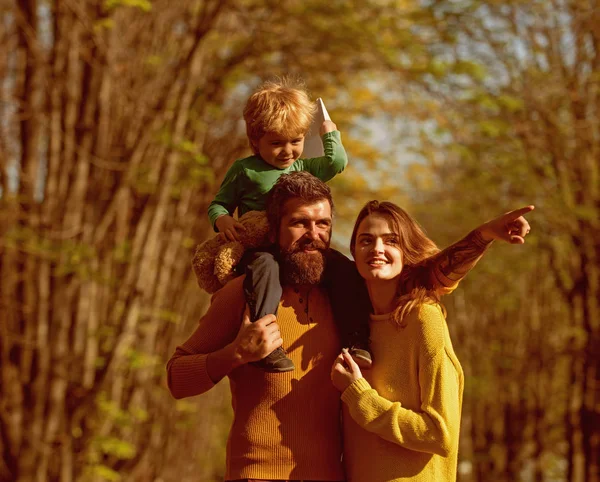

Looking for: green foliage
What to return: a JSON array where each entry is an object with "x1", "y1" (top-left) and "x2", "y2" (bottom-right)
[
  {"x1": 86, "y1": 465, "x2": 122, "y2": 482},
  {"x1": 93, "y1": 436, "x2": 137, "y2": 460},
  {"x1": 104, "y1": 0, "x2": 152, "y2": 12}
]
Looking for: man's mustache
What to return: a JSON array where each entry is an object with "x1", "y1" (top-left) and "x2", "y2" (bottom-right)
[{"x1": 291, "y1": 239, "x2": 328, "y2": 252}]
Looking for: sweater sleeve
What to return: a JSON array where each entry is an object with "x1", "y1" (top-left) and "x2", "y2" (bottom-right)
[
  {"x1": 300, "y1": 130, "x2": 348, "y2": 182},
  {"x1": 341, "y1": 308, "x2": 462, "y2": 457},
  {"x1": 426, "y1": 229, "x2": 494, "y2": 295},
  {"x1": 207, "y1": 162, "x2": 244, "y2": 230},
  {"x1": 166, "y1": 277, "x2": 246, "y2": 399}
]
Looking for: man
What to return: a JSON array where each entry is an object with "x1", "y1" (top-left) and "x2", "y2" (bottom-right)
[{"x1": 167, "y1": 171, "x2": 532, "y2": 481}]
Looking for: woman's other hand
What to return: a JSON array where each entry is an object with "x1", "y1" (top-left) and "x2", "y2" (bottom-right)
[{"x1": 331, "y1": 348, "x2": 363, "y2": 392}]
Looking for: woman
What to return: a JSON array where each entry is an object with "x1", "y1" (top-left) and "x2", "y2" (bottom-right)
[{"x1": 331, "y1": 201, "x2": 494, "y2": 482}]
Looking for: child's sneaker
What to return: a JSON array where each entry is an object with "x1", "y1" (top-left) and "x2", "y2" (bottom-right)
[
  {"x1": 251, "y1": 347, "x2": 295, "y2": 372},
  {"x1": 350, "y1": 347, "x2": 372, "y2": 369}
]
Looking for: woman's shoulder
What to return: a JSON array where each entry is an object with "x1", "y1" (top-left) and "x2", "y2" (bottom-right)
[
  {"x1": 409, "y1": 303, "x2": 448, "y2": 351},
  {"x1": 415, "y1": 302, "x2": 446, "y2": 325}
]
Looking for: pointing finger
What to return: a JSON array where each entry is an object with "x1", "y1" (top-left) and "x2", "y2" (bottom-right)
[{"x1": 503, "y1": 205, "x2": 535, "y2": 222}]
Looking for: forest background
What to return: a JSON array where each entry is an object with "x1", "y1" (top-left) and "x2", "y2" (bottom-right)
[{"x1": 0, "y1": 0, "x2": 598, "y2": 481}]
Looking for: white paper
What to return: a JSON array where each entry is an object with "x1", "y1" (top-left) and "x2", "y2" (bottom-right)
[{"x1": 302, "y1": 98, "x2": 330, "y2": 158}]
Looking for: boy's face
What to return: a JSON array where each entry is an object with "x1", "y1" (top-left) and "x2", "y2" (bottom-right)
[{"x1": 253, "y1": 132, "x2": 305, "y2": 169}]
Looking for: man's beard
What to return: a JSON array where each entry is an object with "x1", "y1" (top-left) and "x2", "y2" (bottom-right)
[{"x1": 280, "y1": 239, "x2": 328, "y2": 285}]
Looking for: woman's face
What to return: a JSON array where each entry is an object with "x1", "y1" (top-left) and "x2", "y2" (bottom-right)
[{"x1": 354, "y1": 214, "x2": 403, "y2": 282}]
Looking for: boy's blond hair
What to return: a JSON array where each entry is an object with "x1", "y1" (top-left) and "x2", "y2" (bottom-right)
[{"x1": 243, "y1": 77, "x2": 316, "y2": 149}]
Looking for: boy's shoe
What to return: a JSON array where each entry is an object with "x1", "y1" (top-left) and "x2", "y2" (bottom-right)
[
  {"x1": 350, "y1": 347, "x2": 372, "y2": 369},
  {"x1": 251, "y1": 347, "x2": 295, "y2": 373}
]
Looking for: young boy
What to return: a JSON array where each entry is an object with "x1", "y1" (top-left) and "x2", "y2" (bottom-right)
[{"x1": 207, "y1": 78, "x2": 372, "y2": 372}]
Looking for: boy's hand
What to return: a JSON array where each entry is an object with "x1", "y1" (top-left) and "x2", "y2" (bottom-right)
[
  {"x1": 215, "y1": 214, "x2": 247, "y2": 242},
  {"x1": 320, "y1": 120, "x2": 337, "y2": 136},
  {"x1": 331, "y1": 348, "x2": 363, "y2": 392},
  {"x1": 477, "y1": 205, "x2": 534, "y2": 244}
]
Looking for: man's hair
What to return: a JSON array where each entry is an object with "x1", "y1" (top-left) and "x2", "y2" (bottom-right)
[
  {"x1": 266, "y1": 171, "x2": 334, "y2": 240},
  {"x1": 243, "y1": 77, "x2": 316, "y2": 147}
]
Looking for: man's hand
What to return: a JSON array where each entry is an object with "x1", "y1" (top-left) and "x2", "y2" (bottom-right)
[
  {"x1": 231, "y1": 309, "x2": 283, "y2": 366},
  {"x1": 477, "y1": 205, "x2": 535, "y2": 244},
  {"x1": 331, "y1": 348, "x2": 363, "y2": 393},
  {"x1": 215, "y1": 214, "x2": 247, "y2": 242},
  {"x1": 320, "y1": 120, "x2": 337, "y2": 136}
]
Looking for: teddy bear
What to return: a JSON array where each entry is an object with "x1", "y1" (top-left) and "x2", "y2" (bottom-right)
[{"x1": 192, "y1": 210, "x2": 271, "y2": 293}]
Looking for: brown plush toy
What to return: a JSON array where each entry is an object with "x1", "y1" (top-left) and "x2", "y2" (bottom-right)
[{"x1": 192, "y1": 210, "x2": 271, "y2": 293}]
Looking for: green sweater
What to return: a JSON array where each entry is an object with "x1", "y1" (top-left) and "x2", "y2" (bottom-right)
[{"x1": 208, "y1": 130, "x2": 347, "y2": 229}]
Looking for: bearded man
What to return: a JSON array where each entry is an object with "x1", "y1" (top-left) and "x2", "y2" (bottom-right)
[
  {"x1": 166, "y1": 171, "x2": 532, "y2": 482},
  {"x1": 168, "y1": 171, "x2": 347, "y2": 481}
]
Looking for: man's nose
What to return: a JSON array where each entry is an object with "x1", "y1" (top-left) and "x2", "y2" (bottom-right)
[{"x1": 305, "y1": 223, "x2": 319, "y2": 240}]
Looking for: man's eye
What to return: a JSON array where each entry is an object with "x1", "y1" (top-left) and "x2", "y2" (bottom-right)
[{"x1": 386, "y1": 237, "x2": 399, "y2": 245}]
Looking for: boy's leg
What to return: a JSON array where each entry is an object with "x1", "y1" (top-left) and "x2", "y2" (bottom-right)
[
  {"x1": 241, "y1": 249, "x2": 294, "y2": 373},
  {"x1": 323, "y1": 249, "x2": 372, "y2": 368}
]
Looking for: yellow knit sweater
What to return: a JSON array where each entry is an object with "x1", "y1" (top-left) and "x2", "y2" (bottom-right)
[
  {"x1": 341, "y1": 304, "x2": 464, "y2": 482},
  {"x1": 167, "y1": 276, "x2": 344, "y2": 481}
]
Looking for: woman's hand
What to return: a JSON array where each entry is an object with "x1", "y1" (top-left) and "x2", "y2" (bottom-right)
[
  {"x1": 477, "y1": 205, "x2": 534, "y2": 244},
  {"x1": 331, "y1": 348, "x2": 363, "y2": 392}
]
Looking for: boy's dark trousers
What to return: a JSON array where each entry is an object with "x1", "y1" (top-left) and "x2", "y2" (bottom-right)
[{"x1": 239, "y1": 247, "x2": 371, "y2": 352}]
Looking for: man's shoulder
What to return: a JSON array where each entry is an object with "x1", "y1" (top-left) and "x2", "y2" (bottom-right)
[{"x1": 209, "y1": 275, "x2": 245, "y2": 306}]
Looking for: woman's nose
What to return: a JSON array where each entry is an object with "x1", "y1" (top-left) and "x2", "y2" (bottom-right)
[{"x1": 372, "y1": 238, "x2": 385, "y2": 253}]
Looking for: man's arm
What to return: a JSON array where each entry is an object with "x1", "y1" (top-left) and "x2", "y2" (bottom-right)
[
  {"x1": 166, "y1": 278, "x2": 282, "y2": 399},
  {"x1": 427, "y1": 206, "x2": 535, "y2": 294}
]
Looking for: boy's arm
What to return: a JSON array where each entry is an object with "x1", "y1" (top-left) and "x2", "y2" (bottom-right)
[
  {"x1": 301, "y1": 122, "x2": 348, "y2": 182},
  {"x1": 207, "y1": 162, "x2": 243, "y2": 231},
  {"x1": 426, "y1": 206, "x2": 535, "y2": 294}
]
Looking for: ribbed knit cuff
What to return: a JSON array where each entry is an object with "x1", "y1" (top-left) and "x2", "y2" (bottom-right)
[{"x1": 341, "y1": 377, "x2": 372, "y2": 406}]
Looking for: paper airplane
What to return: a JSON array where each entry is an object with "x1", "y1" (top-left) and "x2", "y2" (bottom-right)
[{"x1": 302, "y1": 98, "x2": 331, "y2": 158}]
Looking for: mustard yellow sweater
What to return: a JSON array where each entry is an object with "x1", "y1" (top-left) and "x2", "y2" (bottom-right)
[
  {"x1": 341, "y1": 304, "x2": 464, "y2": 482},
  {"x1": 166, "y1": 277, "x2": 344, "y2": 481}
]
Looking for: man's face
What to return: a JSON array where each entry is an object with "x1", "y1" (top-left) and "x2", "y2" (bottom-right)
[{"x1": 277, "y1": 198, "x2": 332, "y2": 285}]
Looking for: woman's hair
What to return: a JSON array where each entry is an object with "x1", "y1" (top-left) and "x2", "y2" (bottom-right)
[
  {"x1": 243, "y1": 77, "x2": 316, "y2": 150},
  {"x1": 350, "y1": 200, "x2": 445, "y2": 327}
]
